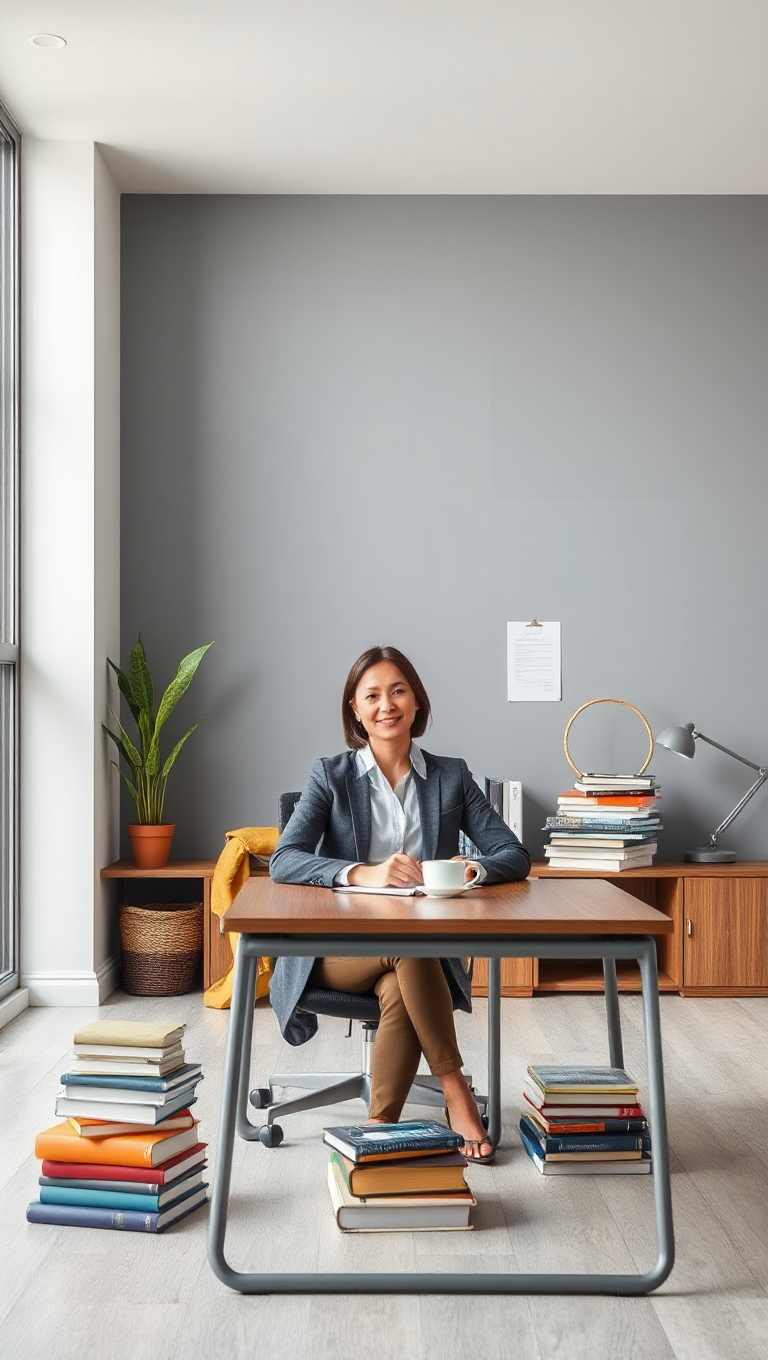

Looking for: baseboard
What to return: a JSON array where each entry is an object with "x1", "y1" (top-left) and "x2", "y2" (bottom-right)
[
  {"x1": 0, "y1": 987, "x2": 30, "y2": 1030},
  {"x1": 22, "y1": 955, "x2": 121, "y2": 1006},
  {"x1": 96, "y1": 952, "x2": 122, "y2": 1002}
]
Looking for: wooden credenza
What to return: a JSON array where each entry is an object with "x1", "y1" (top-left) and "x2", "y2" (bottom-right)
[
  {"x1": 103, "y1": 859, "x2": 768, "y2": 1000},
  {"x1": 470, "y1": 862, "x2": 768, "y2": 998}
]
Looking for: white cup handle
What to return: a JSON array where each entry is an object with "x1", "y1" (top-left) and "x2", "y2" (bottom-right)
[{"x1": 464, "y1": 862, "x2": 481, "y2": 887}]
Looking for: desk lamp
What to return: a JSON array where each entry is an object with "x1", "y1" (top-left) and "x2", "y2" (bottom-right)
[{"x1": 655, "y1": 722, "x2": 767, "y2": 863}]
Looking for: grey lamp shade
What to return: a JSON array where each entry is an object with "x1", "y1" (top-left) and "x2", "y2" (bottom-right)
[{"x1": 655, "y1": 723, "x2": 696, "y2": 759}]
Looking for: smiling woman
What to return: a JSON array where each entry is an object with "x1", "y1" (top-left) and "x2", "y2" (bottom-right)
[{"x1": 268, "y1": 644, "x2": 531, "y2": 1160}]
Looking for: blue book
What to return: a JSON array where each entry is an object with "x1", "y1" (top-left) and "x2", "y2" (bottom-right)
[
  {"x1": 27, "y1": 1186, "x2": 208, "y2": 1232},
  {"x1": 39, "y1": 1181, "x2": 203, "y2": 1213},
  {"x1": 519, "y1": 1127, "x2": 651, "y2": 1175},
  {"x1": 60, "y1": 1063, "x2": 202, "y2": 1093},
  {"x1": 322, "y1": 1120, "x2": 462, "y2": 1163},
  {"x1": 520, "y1": 1115, "x2": 651, "y2": 1155}
]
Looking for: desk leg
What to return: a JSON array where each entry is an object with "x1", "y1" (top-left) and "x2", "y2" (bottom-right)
[
  {"x1": 637, "y1": 937, "x2": 675, "y2": 1290},
  {"x1": 602, "y1": 957, "x2": 625, "y2": 1069},
  {"x1": 208, "y1": 936, "x2": 256, "y2": 1288},
  {"x1": 487, "y1": 957, "x2": 502, "y2": 1147}
]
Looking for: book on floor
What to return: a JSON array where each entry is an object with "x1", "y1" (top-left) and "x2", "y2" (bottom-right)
[
  {"x1": 523, "y1": 1093, "x2": 644, "y2": 1119},
  {"x1": 71, "y1": 1021, "x2": 186, "y2": 1049},
  {"x1": 71, "y1": 1041, "x2": 186, "y2": 1064},
  {"x1": 527, "y1": 1065, "x2": 640, "y2": 1096},
  {"x1": 326, "y1": 1161, "x2": 474, "y2": 1231},
  {"x1": 525, "y1": 1109, "x2": 647, "y2": 1135},
  {"x1": 35, "y1": 1120, "x2": 200, "y2": 1167},
  {"x1": 41, "y1": 1142, "x2": 208, "y2": 1184},
  {"x1": 55, "y1": 1090, "x2": 197, "y2": 1125},
  {"x1": 59, "y1": 1067, "x2": 202, "y2": 1098},
  {"x1": 322, "y1": 1120, "x2": 462, "y2": 1163},
  {"x1": 328, "y1": 1148, "x2": 469, "y2": 1197},
  {"x1": 66, "y1": 1110, "x2": 196, "y2": 1138},
  {"x1": 26, "y1": 1185, "x2": 208, "y2": 1232},
  {"x1": 519, "y1": 1128, "x2": 651, "y2": 1175},
  {"x1": 66, "y1": 1053, "x2": 186, "y2": 1078}
]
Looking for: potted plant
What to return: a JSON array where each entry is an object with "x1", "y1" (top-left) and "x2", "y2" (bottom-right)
[{"x1": 103, "y1": 635, "x2": 213, "y2": 868}]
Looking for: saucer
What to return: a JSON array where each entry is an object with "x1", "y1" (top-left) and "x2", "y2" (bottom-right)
[{"x1": 422, "y1": 883, "x2": 477, "y2": 899}]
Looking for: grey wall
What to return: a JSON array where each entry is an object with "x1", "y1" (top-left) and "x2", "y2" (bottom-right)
[{"x1": 121, "y1": 196, "x2": 768, "y2": 862}]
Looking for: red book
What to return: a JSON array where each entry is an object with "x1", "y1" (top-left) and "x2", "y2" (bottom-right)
[
  {"x1": 40, "y1": 1142, "x2": 207, "y2": 1184},
  {"x1": 523, "y1": 1093, "x2": 644, "y2": 1119}
]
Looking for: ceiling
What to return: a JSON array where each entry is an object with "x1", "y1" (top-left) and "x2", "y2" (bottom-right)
[{"x1": 1, "y1": 1, "x2": 767, "y2": 194}]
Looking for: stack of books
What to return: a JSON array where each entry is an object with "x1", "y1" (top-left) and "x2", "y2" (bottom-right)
[
  {"x1": 323, "y1": 1120, "x2": 475, "y2": 1231},
  {"x1": 27, "y1": 1020, "x2": 209, "y2": 1232},
  {"x1": 519, "y1": 1065, "x2": 651, "y2": 1175},
  {"x1": 543, "y1": 772, "x2": 662, "y2": 871}
]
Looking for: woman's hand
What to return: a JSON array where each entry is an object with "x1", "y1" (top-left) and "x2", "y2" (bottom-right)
[
  {"x1": 348, "y1": 855, "x2": 424, "y2": 888},
  {"x1": 451, "y1": 855, "x2": 480, "y2": 884}
]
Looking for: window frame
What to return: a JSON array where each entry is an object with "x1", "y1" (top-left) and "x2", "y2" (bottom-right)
[{"x1": 0, "y1": 97, "x2": 21, "y2": 1001}]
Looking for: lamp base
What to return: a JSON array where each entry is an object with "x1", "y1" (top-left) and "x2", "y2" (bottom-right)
[{"x1": 684, "y1": 847, "x2": 737, "y2": 863}]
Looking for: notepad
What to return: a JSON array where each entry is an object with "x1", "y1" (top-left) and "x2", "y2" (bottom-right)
[{"x1": 332, "y1": 886, "x2": 423, "y2": 896}]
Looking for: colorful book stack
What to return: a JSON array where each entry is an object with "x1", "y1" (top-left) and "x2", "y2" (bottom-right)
[
  {"x1": 543, "y1": 771, "x2": 662, "y2": 871},
  {"x1": 323, "y1": 1120, "x2": 475, "y2": 1231},
  {"x1": 519, "y1": 1065, "x2": 651, "y2": 1175},
  {"x1": 27, "y1": 1020, "x2": 209, "y2": 1232}
]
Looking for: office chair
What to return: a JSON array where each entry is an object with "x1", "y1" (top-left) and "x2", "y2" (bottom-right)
[{"x1": 250, "y1": 791, "x2": 487, "y2": 1147}]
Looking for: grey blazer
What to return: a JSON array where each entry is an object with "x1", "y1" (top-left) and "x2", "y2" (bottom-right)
[{"x1": 269, "y1": 748, "x2": 531, "y2": 1044}]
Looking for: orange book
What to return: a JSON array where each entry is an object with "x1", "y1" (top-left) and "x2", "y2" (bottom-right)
[{"x1": 34, "y1": 1120, "x2": 199, "y2": 1167}]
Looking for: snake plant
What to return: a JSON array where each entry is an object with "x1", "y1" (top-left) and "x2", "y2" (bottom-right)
[{"x1": 103, "y1": 635, "x2": 214, "y2": 824}]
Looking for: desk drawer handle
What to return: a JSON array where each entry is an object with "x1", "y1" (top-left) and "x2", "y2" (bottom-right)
[{"x1": 687, "y1": 919, "x2": 693, "y2": 937}]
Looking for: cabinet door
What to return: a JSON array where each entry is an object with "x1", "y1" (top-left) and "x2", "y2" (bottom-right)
[
  {"x1": 470, "y1": 957, "x2": 533, "y2": 995},
  {"x1": 685, "y1": 878, "x2": 768, "y2": 989}
]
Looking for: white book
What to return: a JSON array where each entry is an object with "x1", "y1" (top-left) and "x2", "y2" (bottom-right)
[
  {"x1": 542, "y1": 856, "x2": 654, "y2": 872},
  {"x1": 326, "y1": 1162, "x2": 474, "y2": 1232},
  {"x1": 545, "y1": 843, "x2": 657, "y2": 860},
  {"x1": 72, "y1": 1041, "x2": 185, "y2": 1062},
  {"x1": 522, "y1": 1144, "x2": 651, "y2": 1175},
  {"x1": 55, "y1": 1094, "x2": 197, "y2": 1124},
  {"x1": 504, "y1": 780, "x2": 523, "y2": 842}
]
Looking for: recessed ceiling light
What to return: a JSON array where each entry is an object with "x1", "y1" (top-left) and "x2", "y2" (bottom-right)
[{"x1": 29, "y1": 34, "x2": 67, "y2": 49}]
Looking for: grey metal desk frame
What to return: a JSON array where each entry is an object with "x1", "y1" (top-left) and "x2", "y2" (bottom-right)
[{"x1": 208, "y1": 932, "x2": 674, "y2": 1295}]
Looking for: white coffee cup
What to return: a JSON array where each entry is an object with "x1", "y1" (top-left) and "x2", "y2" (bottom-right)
[{"x1": 421, "y1": 859, "x2": 480, "y2": 892}]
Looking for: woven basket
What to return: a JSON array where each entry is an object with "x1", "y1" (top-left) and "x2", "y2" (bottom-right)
[{"x1": 119, "y1": 902, "x2": 203, "y2": 996}]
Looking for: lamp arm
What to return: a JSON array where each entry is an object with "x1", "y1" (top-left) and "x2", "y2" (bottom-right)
[
  {"x1": 709, "y1": 770, "x2": 768, "y2": 847},
  {"x1": 695, "y1": 730, "x2": 765, "y2": 774}
]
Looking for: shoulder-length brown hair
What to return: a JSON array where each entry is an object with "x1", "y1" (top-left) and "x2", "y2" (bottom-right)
[{"x1": 342, "y1": 646, "x2": 432, "y2": 750}]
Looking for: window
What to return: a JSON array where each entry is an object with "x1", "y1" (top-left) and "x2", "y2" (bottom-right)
[{"x1": 0, "y1": 100, "x2": 20, "y2": 1000}]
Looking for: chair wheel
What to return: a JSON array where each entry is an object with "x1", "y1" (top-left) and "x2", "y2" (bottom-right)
[
  {"x1": 249, "y1": 1087, "x2": 271, "y2": 1110},
  {"x1": 258, "y1": 1123, "x2": 283, "y2": 1148}
]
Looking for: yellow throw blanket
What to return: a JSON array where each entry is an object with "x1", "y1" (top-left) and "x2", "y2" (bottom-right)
[{"x1": 203, "y1": 826, "x2": 279, "y2": 1010}]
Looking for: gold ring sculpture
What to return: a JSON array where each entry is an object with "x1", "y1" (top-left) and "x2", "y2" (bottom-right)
[{"x1": 563, "y1": 698, "x2": 655, "y2": 779}]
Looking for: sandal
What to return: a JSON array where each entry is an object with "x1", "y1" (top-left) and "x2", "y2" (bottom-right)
[{"x1": 459, "y1": 1138, "x2": 496, "y2": 1165}]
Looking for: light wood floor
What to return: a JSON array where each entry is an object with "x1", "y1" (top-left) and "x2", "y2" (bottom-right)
[{"x1": 1, "y1": 987, "x2": 767, "y2": 1360}]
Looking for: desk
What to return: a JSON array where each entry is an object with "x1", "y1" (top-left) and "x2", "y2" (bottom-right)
[{"x1": 208, "y1": 877, "x2": 675, "y2": 1296}]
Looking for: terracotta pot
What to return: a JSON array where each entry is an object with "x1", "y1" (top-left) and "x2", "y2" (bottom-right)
[{"x1": 128, "y1": 823, "x2": 176, "y2": 869}]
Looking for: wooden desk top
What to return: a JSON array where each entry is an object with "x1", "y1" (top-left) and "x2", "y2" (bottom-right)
[{"x1": 223, "y1": 877, "x2": 673, "y2": 937}]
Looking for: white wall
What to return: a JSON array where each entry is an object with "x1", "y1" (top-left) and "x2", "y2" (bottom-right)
[{"x1": 20, "y1": 141, "x2": 121, "y2": 1006}]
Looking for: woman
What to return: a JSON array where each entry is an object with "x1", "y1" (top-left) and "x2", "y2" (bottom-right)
[{"x1": 269, "y1": 645, "x2": 530, "y2": 1161}]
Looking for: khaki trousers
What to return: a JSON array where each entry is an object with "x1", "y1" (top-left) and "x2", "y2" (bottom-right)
[{"x1": 310, "y1": 956, "x2": 463, "y2": 1122}]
